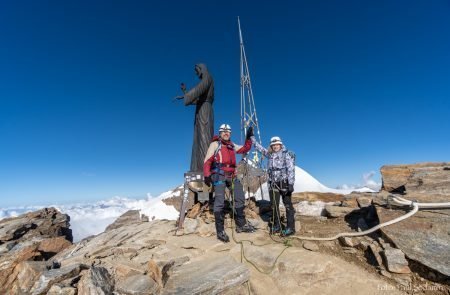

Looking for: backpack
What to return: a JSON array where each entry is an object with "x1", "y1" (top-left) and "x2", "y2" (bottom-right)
[{"x1": 283, "y1": 150, "x2": 296, "y2": 166}]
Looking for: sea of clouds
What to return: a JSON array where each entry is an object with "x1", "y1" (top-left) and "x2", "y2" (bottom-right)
[
  {"x1": 0, "y1": 191, "x2": 180, "y2": 242},
  {"x1": 0, "y1": 168, "x2": 380, "y2": 241}
]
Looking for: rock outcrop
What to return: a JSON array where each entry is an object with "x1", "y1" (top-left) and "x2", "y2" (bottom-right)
[
  {"x1": 292, "y1": 192, "x2": 345, "y2": 203},
  {"x1": 1, "y1": 205, "x2": 408, "y2": 294},
  {"x1": 380, "y1": 162, "x2": 450, "y2": 198},
  {"x1": 377, "y1": 162, "x2": 450, "y2": 278},
  {"x1": 0, "y1": 208, "x2": 73, "y2": 294},
  {"x1": 105, "y1": 209, "x2": 148, "y2": 232},
  {"x1": 162, "y1": 187, "x2": 193, "y2": 213},
  {"x1": 47, "y1": 216, "x2": 400, "y2": 294},
  {"x1": 0, "y1": 207, "x2": 72, "y2": 243}
]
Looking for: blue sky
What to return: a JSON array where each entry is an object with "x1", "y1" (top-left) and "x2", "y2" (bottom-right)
[{"x1": 1, "y1": 1, "x2": 449, "y2": 207}]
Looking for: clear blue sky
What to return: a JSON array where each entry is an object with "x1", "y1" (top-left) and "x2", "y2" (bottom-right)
[{"x1": 1, "y1": 1, "x2": 449, "y2": 207}]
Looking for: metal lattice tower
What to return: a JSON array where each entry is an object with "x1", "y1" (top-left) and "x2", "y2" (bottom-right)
[{"x1": 238, "y1": 17, "x2": 263, "y2": 166}]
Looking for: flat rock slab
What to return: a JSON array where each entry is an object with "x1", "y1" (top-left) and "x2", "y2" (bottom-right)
[
  {"x1": 10, "y1": 261, "x2": 47, "y2": 294},
  {"x1": 324, "y1": 205, "x2": 357, "y2": 218},
  {"x1": 381, "y1": 248, "x2": 411, "y2": 274},
  {"x1": 31, "y1": 264, "x2": 85, "y2": 295},
  {"x1": 47, "y1": 285, "x2": 76, "y2": 295},
  {"x1": 0, "y1": 208, "x2": 72, "y2": 243},
  {"x1": 241, "y1": 246, "x2": 402, "y2": 295},
  {"x1": 380, "y1": 162, "x2": 450, "y2": 196},
  {"x1": 368, "y1": 244, "x2": 384, "y2": 267},
  {"x1": 162, "y1": 188, "x2": 194, "y2": 213},
  {"x1": 357, "y1": 197, "x2": 372, "y2": 208},
  {"x1": 105, "y1": 210, "x2": 143, "y2": 232},
  {"x1": 339, "y1": 237, "x2": 355, "y2": 247},
  {"x1": 292, "y1": 192, "x2": 345, "y2": 203},
  {"x1": 376, "y1": 206, "x2": 450, "y2": 276},
  {"x1": 116, "y1": 274, "x2": 159, "y2": 295},
  {"x1": 162, "y1": 255, "x2": 249, "y2": 295},
  {"x1": 183, "y1": 218, "x2": 199, "y2": 235},
  {"x1": 77, "y1": 266, "x2": 114, "y2": 295}
]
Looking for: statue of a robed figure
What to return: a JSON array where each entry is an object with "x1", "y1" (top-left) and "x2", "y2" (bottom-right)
[
  {"x1": 176, "y1": 63, "x2": 214, "y2": 172},
  {"x1": 175, "y1": 64, "x2": 215, "y2": 232}
]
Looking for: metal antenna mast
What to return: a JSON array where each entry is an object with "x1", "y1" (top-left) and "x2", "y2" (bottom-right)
[{"x1": 238, "y1": 17, "x2": 263, "y2": 165}]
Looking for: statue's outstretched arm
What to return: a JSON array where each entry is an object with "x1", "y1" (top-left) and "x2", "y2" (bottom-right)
[{"x1": 183, "y1": 76, "x2": 212, "y2": 106}]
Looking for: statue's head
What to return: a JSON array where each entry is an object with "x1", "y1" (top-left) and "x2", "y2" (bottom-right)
[
  {"x1": 218, "y1": 123, "x2": 232, "y2": 141},
  {"x1": 195, "y1": 63, "x2": 208, "y2": 79}
]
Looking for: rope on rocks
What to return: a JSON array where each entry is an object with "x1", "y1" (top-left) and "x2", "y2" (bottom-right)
[
  {"x1": 290, "y1": 195, "x2": 450, "y2": 241},
  {"x1": 225, "y1": 178, "x2": 291, "y2": 286}
]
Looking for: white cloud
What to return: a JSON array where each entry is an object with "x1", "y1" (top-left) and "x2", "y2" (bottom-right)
[
  {"x1": 362, "y1": 171, "x2": 381, "y2": 191},
  {"x1": 337, "y1": 171, "x2": 381, "y2": 191},
  {"x1": 0, "y1": 192, "x2": 180, "y2": 242}
]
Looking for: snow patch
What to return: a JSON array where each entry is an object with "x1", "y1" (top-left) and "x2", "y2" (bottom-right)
[{"x1": 297, "y1": 201, "x2": 333, "y2": 216}]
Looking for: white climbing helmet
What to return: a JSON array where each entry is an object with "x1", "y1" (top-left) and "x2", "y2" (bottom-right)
[
  {"x1": 219, "y1": 124, "x2": 232, "y2": 133},
  {"x1": 270, "y1": 136, "x2": 283, "y2": 146}
]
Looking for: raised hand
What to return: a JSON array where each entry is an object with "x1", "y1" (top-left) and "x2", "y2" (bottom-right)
[{"x1": 245, "y1": 126, "x2": 254, "y2": 140}]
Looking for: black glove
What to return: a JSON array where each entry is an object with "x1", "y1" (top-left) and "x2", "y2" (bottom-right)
[
  {"x1": 288, "y1": 184, "x2": 294, "y2": 194},
  {"x1": 204, "y1": 176, "x2": 212, "y2": 187},
  {"x1": 246, "y1": 126, "x2": 254, "y2": 140}
]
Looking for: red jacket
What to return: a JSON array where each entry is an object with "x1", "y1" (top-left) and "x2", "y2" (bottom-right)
[{"x1": 203, "y1": 136, "x2": 252, "y2": 177}]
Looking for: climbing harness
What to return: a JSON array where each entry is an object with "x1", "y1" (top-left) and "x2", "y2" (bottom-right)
[{"x1": 210, "y1": 140, "x2": 237, "y2": 186}]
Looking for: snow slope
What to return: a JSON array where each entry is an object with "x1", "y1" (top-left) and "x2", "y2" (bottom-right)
[{"x1": 255, "y1": 166, "x2": 374, "y2": 200}]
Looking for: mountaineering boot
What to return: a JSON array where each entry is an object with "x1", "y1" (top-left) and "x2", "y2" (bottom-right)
[
  {"x1": 234, "y1": 207, "x2": 255, "y2": 233},
  {"x1": 281, "y1": 228, "x2": 295, "y2": 236},
  {"x1": 214, "y1": 211, "x2": 229, "y2": 242},
  {"x1": 270, "y1": 223, "x2": 281, "y2": 234},
  {"x1": 217, "y1": 230, "x2": 230, "y2": 243},
  {"x1": 236, "y1": 223, "x2": 255, "y2": 233},
  {"x1": 214, "y1": 211, "x2": 225, "y2": 231}
]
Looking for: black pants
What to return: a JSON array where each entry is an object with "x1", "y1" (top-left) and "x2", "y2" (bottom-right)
[
  {"x1": 269, "y1": 181, "x2": 295, "y2": 230},
  {"x1": 211, "y1": 173, "x2": 247, "y2": 232},
  {"x1": 212, "y1": 174, "x2": 245, "y2": 213}
]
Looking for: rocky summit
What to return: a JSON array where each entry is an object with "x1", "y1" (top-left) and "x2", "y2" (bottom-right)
[
  {"x1": 5, "y1": 217, "x2": 402, "y2": 295},
  {"x1": 0, "y1": 207, "x2": 73, "y2": 294},
  {"x1": 0, "y1": 162, "x2": 449, "y2": 294}
]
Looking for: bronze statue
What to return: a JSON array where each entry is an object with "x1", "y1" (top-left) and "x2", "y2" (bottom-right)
[{"x1": 176, "y1": 64, "x2": 214, "y2": 172}]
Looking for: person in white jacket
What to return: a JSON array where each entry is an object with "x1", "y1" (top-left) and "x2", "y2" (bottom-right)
[{"x1": 251, "y1": 135, "x2": 296, "y2": 236}]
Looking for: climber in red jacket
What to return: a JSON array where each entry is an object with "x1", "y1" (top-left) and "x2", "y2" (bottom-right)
[{"x1": 203, "y1": 124, "x2": 255, "y2": 242}]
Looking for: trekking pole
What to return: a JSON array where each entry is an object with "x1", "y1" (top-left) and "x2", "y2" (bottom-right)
[{"x1": 268, "y1": 182, "x2": 279, "y2": 236}]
